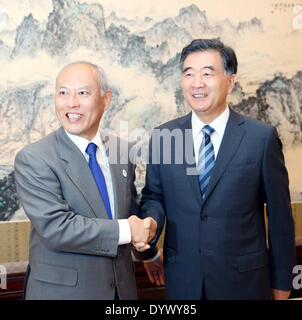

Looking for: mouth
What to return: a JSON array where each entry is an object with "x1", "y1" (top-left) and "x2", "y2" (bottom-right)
[
  {"x1": 192, "y1": 94, "x2": 208, "y2": 98},
  {"x1": 66, "y1": 113, "x2": 83, "y2": 120}
]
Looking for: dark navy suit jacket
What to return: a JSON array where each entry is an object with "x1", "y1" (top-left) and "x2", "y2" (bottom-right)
[{"x1": 140, "y1": 109, "x2": 296, "y2": 299}]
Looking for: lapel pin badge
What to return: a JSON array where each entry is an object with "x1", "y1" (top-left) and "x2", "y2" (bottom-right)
[{"x1": 122, "y1": 169, "x2": 127, "y2": 178}]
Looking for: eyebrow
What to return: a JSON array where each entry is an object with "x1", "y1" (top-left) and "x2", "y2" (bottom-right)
[
  {"x1": 57, "y1": 86, "x2": 91, "y2": 90},
  {"x1": 57, "y1": 86, "x2": 69, "y2": 90},
  {"x1": 182, "y1": 65, "x2": 215, "y2": 73},
  {"x1": 77, "y1": 86, "x2": 91, "y2": 91}
]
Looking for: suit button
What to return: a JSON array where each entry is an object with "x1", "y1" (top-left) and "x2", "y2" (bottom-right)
[
  {"x1": 201, "y1": 215, "x2": 208, "y2": 221},
  {"x1": 111, "y1": 281, "x2": 115, "y2": 289}
]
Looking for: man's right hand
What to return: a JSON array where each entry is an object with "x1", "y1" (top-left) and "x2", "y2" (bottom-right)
[{"x1": 128, "y1": 215, "x2": 157, "y2": 246}]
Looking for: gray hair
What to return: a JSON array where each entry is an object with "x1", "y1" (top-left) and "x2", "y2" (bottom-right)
[{"x1": 55, "y1": 61, "x2": 109, "y2": 95}]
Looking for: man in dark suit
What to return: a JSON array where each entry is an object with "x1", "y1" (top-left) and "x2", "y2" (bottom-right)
[
  {"x1": 135, "y1": 39, "x2": 296, "y2": 299},
  {"x1": 14, "y1": 61, "x2": 157, "y2": 300}
]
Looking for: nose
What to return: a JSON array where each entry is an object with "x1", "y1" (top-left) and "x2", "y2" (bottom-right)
[
  {"x1": 192, "y1": 73, "x2": 206, "y2": 89},
  {"x1": 67, "y1": 92, "x2": 80, "y2": 108}
]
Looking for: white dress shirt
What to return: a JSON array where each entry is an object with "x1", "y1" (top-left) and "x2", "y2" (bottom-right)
[
  {"x1": 65, "y1": 130, "x2": 131, "y2": 245},
  {"x1": 192, "y1": 106, "x2": 230, "y2": 165}
]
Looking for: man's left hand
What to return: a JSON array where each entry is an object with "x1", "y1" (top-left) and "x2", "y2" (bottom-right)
[{"x1": 272, "y1": 289, "x2": 291, "y2": 300}]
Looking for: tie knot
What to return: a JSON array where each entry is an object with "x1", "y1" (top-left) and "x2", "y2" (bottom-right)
[
  {"x1": 202, "y1": 125, "x2": 215, "y2": 137},
  {"x1": 86, "y1": 142, "x2": 98, "y2": 157}
]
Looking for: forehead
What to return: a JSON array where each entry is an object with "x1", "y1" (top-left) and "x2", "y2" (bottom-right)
[
  {"x1": 183, "y1": 50, "x2": 223, "y2": 70},
  {"x1": 57, "y1": 63, "x2": 99, "y2": 87}
]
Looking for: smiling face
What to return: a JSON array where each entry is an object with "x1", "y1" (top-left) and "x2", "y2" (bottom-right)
[
  {"x1": 55, "y1": 63, "x2": 112, "y2": 141},
  {"x1": 182, "y1": 50, "x2": 236, "y2": 123}
]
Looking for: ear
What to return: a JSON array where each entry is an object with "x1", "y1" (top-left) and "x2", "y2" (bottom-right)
[
  {"x1": 227, "y1": 74, "x2": 236, "y2": 94},
  {"x1": 103, "y1": 90, "x2": 112, "y2": 111}
]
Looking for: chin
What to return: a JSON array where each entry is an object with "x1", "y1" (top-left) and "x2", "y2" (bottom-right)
[
  {"x1": 193, "y1": 106, "x2": 209, "y2": 114},
  {"x1": 64, "y1": 126, "x2": 82, "y2": 136}
]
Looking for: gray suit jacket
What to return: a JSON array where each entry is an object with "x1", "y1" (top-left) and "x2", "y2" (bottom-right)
[{"x1": 14, "y1": 127, "x2": 138, "y2": 300}]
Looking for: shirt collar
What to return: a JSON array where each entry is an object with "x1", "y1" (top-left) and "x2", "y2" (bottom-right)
[
  {"x1": 64, "y1": 130, "x2": 103, "y2": 156},
  {"x1": 191, "y1": 106, "x2": 230, "y2": 139}
]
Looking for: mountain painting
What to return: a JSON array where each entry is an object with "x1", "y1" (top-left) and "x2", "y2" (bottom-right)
[{"x1": 0, "y1": 0, "x2": 301, "y2": 220}]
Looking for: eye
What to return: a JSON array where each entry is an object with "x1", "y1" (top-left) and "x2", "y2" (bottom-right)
[
  {"x1": 184, "y1": 72, "x2": 193, "y2": 78},
  {"x1": 79, "y1": 90, "x2": 90, "y2": 96},
  {"x1": 203, "y1": 72, "x2": 212, "y2": 78},
  {"x1": 58, "y1": 90, "x2": 68, "y2": 96}
]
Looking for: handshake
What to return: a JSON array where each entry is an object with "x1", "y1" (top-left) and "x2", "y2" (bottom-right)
[{"x1": 128, "y1": 215, "x2": 157, "y2": 252}]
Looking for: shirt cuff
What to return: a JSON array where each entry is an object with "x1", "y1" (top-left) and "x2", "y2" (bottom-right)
[{"x1": 118, "y1": 219, "x2": 131, "y2": 245}]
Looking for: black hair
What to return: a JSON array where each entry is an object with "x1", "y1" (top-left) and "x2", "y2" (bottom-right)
[{"x1": 180, "y1": 38, "x2": 238, "y2": 76}]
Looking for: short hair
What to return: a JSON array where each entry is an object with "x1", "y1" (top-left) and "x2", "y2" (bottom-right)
[
  {"x1": 55, "y1": 61, "x2": 109, "y2": 95},
  {"x1": 179, "y1": 38, "x2": 238, "y2": 76}
]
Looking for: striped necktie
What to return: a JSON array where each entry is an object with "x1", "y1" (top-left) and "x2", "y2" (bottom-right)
[
  {"x1": 86, "y1": 142, "x2": 112, "y2": 219},
  {"x1": 197, "y1": 125, "x2": 215, "y2": 199}
]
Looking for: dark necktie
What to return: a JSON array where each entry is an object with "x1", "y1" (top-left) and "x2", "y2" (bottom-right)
[
  {"x1": 86, "y1": 142, "x2": 112, "y2": 219},
  {"x1": 197, "y1": 125, "x2": 215, "y2": 199}
]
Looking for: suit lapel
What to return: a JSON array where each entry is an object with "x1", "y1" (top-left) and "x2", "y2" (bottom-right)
[
  {"x1": 178, "y1": 113, "x2": 203, "y2": 205},
  {"x1": 56, "y1": 127, "x2": 108, "y2": 218},
  {"x1": 202, "y1": 109, "x2": 246, "y2": 204},
  {"x1": 109, "y1": 162, "x2": 127, "y2": 219},
  {"x1": 100, "y1": 132, "x2": 128, "y2": 219}
]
